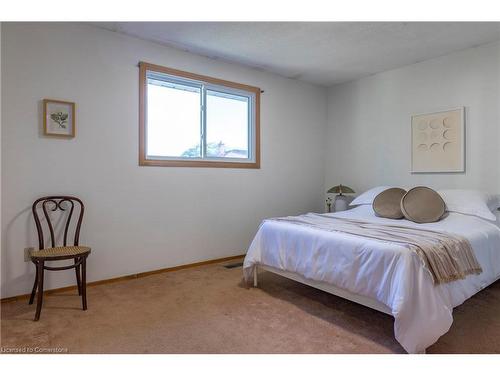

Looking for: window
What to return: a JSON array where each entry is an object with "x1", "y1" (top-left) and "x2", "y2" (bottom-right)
[{"x1": 139, "y1": 62, "x2": 260, "y2": 168}]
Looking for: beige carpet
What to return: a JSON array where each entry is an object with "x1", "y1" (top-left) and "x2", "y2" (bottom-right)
[{"x1": 2, "y1": 260, "x2": 500, "y2": 353}]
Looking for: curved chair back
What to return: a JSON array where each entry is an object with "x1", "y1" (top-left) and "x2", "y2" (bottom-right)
[{"x1": 32, "y1": 196, "x2": 85, "y2": 250}]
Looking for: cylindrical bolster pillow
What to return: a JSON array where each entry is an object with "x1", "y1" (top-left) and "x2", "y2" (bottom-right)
[
  {"x1": 373, "y1": 188, "x2": 407, "y2": 219},
  {"x1": 401, "y1": 186, "x2": 445, "y2": 223}
]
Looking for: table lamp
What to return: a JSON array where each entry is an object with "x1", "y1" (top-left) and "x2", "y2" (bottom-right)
[{"x1": 327, "y1": 184, "x2": 355, "y2": 212}]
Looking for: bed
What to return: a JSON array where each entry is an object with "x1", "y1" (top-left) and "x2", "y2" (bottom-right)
[{"x1": 243, "y1": 204, "x2": 500, "y2": 353}]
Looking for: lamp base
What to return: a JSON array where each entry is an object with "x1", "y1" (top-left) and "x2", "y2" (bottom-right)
[{"x1": 334, "y1": 195, "x2": 351, "y2": 212}]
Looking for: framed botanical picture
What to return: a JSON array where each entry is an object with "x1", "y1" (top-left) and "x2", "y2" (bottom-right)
[
  {"x1": 43, "y1": 99, "x2": 75, "y2": 138},
  {"x1": 411, "y1": 107, "x2": 465, "y2": 173}
]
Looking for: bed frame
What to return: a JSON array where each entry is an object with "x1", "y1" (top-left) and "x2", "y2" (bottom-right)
[
  {"x1": 252, "y1": 264, "x2": 500, "y2": 353},
  {"x1": 253, "y1": 264, "x2": 392, "y2": 315},
  {"x1": 251, "y1": 264, "x2": 426, "y2": 351}
]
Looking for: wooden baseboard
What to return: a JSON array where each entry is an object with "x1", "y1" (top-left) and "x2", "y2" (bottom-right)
[{"x1": 1, "y1": 254, "x2": 245, "y2": 303}]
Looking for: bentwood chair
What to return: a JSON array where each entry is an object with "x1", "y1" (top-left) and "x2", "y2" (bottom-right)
[{"x1": 29, "y1": 196, "x2": 91, "y2": 321}]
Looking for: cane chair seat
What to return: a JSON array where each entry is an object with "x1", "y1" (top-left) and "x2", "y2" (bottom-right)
[{"x1": 30, "y1": 246, "x2": 91, "y2": 259}]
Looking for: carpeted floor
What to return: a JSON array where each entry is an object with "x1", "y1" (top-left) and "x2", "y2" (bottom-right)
[{"x1": 2, "y1": 260, "x2": 500, "y2": 354}]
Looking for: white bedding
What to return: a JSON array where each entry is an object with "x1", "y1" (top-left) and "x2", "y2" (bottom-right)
[{"x1": 243, "y1": 205, "x2": 500, "y2": 353}]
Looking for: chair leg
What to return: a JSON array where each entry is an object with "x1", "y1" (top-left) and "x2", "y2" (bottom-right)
[
  {"x1": 81, "y1": 256, "x2": 87, "y2": 311},
  {"x1": 29, "y1": 263, "x2": 39, "y2": 305},
  {"x1": 75, "y1": 258, "x2": 82, "y2": 296},
  {"x1": 34, "y1": 260, "x2": 45, "y2": 321}
]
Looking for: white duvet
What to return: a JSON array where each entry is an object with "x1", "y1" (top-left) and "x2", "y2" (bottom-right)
[{"x1": 243, "y1": 205, "x2": 500, "y2": 353}]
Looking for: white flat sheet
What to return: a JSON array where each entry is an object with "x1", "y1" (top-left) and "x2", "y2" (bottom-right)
[{"x1": 243, "y1": 205, "x2": 500, "y2": 353}]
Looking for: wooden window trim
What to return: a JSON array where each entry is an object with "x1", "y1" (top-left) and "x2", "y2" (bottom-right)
[{"x1": 139, "y1": 61, "x2": 261, "y2": 169}]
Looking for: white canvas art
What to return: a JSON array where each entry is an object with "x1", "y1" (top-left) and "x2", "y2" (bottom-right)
[{"x1": 411, "y1": 107, "x2": 465, "y2": 173}]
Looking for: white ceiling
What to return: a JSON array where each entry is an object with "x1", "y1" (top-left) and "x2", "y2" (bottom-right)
[{"x1": 93, "y1": 22, "x2": 500, "y2": 87}]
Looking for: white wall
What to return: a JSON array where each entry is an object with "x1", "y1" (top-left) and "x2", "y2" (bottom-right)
[
  {"x1": 325, "y1": 41, "x2": 500, "y2": 195},
  {"x1": 1, "y1": 23, "x2": 327, "y2": 298}
]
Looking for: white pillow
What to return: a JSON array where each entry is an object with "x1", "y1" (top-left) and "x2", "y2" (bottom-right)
[
  {"x1": 437, "y1": 189, "x2": 500, "y2": 221},
  {"x1": 350, "y1": 186, "x2": 395, "y2": 206}
]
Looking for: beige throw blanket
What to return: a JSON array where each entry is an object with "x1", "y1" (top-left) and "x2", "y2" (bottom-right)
[{"x1": 272, "y1": 213, "x2": 482, "y2": 285}]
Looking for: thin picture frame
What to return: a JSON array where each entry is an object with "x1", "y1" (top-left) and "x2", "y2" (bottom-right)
[
  {"x1": 43, "y1": 99, "x2": 76, "y2": 138},
  {"x1": 410, "y1": 106, "x2": 465, "y2": 174}
]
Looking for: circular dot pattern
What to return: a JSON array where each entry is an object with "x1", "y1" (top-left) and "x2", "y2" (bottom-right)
[{"x1": 415, "y1": 113, "x2": 457, "y2": 154}]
